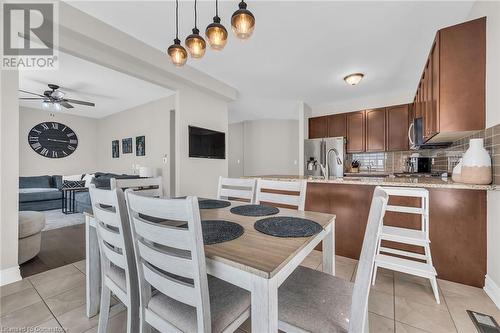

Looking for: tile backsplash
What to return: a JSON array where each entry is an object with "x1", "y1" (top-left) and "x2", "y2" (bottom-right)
[{"x1": 345, "y1": 123, "x2": 500, "y2": 184}]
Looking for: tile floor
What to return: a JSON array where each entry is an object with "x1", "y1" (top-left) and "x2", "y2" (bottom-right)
[{"x1": 1, "y1": 250, "x2": 499, "y2": 333}]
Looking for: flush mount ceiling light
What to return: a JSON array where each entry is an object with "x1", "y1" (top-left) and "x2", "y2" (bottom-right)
[
  {"x1": 185, "y1": 0, "x2": 206, "y2": 59},
  {"x1": 206, "y1": 0, "x2": 228, "y2": 50},
  {"x1": 167, "y1": 0, "x2": 188, "y2": 66},
  {"x1": 344, "y1": 73, "x2": 365, "y2": 85},
  {"x1": 231, "y1": 0, "x2": 255, "y2": 40}
]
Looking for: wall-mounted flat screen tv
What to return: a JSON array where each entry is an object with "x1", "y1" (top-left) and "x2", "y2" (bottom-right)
[{"x1": 189, "y1": 126, "x2": 225, "y2": 159}]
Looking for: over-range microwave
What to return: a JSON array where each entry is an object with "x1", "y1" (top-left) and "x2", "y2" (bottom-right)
[{"x1": 408, "y1": 118, "x2": 451, "y2": 150}]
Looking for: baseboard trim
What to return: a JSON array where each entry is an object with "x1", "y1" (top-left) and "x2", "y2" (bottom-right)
[
  {"x1": 0, "y1": 266, "x2": 21, "y2": 286},
  {"x1": 484, "y1": 275, "x2": 500, "y2": 310}
]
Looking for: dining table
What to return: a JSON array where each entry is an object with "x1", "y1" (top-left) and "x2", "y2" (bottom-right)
[{"x1": 84, "y1": 198, "x2": 336, "y2": 333}]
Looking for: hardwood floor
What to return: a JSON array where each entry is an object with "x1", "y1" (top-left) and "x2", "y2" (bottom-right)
[{"x1": 20, "y1": 224, "x2": 85, "y2": 278}]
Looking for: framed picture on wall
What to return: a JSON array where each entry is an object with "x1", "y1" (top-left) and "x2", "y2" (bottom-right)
[
  {"x1": 122, "y1": 138, "x2": 132, "y2": 154},
  {"x1": 136, "y1": 136, "x2": 145, "y2": 156},
  {"x1": 112, "y1": 140, "x2": 119, "y2": 158}
]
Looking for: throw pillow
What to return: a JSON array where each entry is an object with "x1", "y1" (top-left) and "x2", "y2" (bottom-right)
[
  {"x1": 82, "y1": 174, "x2": 95, "y2": 187},
  {"x1": 63, "y1": 174, "x2": 83, "y2": 181},
  {"x1": 62, "y1": 180, "x2": 86, "y2": 189}
]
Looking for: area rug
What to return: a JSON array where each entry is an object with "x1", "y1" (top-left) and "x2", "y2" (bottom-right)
[{"x1": 42, "y1": 209, "x2": 85, "y2": 231}]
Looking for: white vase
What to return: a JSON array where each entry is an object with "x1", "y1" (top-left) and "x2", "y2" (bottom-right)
[{"x1": 461, "y1": 138, "x2": 492, "y2": 185}]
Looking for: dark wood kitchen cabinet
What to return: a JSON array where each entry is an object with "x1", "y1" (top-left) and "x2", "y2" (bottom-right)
[
  {"x1": 327, "y1": 113, "x2": 347, "y2": 138},
  {"x1": 386, "y1": 104, "x2": 410, "y2": 151},
  {"x1": 308, "y1": 116, "x2": 328, "y2": 139},
  {"x1": 346, "y1": 111, "x2": 365, "y2": 153},
  {"x1": 412, "y1": 17, "x2": 485, "y2": 143},
  {"x1": 365, "y1": 108, "x2": 386, "y2": 152}
]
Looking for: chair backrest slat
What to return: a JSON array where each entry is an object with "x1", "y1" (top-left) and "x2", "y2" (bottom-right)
[
  {"x1": 349, "y1": 186, "x2": 389, "y2": 333},
  {"x1": 132, "y1": 215, "x2": 191, "y2": 250},
  {"x1": 96, "y1": 221, "x2": 123, "y2": 248},
  {"x1": 137, "y1": 240, "x2": 194, "y2": 279},
  {"x1": 101, "y1": 241, "x2": 126, "y2": 269},
  {"x1": 93, "y1": 205, "x2": 121, "y2": 228},
  {"x1": 256, "y1": 179, "x2": 307, "y2": 211},
  {"x1": 111, "y1": 177, "x2": 163, "y2": 198},
  {"x1": 126, "y1": 191, "x2": 211, "y2": 332},
  {"x1": 142, "y1": 262, "x2": 197, "y2": 307},
  {"x1": 217, "y1": 177, "x2": 256, "y2": 203}
]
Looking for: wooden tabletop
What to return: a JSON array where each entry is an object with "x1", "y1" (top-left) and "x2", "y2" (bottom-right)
[
  {"x1": 201, "y1": 201, "x2": 335, "y2": 279},
  {"x1": 85, "y1": 199, "x2": 335, "y2": 279}
]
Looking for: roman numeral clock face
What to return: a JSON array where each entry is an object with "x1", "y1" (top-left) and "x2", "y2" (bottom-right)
[{"x1": 28, "y1": 122, "x2": 78, "y2": 158}]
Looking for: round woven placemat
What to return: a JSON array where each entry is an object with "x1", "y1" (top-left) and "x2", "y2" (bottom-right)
[
  {"x1": 254, "y1": 216, "x2": 322, "y2": 237},
  {"x1": 198, "y1": 199, "x2": 231, "y2": 209},
  {"x1": 230, "y1": 204, "x2": 279, "y2": 217},
  {"x1": 202, "y1": 220, "x2": 244, "y2": 245}
]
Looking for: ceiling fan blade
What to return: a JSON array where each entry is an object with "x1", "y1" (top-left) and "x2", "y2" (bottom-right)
[
  {"x1": 19, "y1": 97, "x2": 45, "y2": 100},
  {"x1": 60, "y1": 102, "x2": 74, "y2": 109},
  {"x1": 64, "y1": 99, "x2": 95, "y2": 107},
  {"x1": 19, "y1": 89, "x2": 45, "y2": 97}
]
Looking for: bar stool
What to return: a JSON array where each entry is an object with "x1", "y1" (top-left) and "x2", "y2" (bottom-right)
[{"x1": 372, "y1": 186, "x2": 440, "y2": 304}]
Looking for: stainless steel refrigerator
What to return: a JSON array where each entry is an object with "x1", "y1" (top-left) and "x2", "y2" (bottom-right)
[{"x1": 304, "y1": 137, "x2": 345, "y2": 178}]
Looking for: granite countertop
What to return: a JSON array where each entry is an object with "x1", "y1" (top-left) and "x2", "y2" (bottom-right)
[{"x1": 250, "y1": 175, "x2": 497, "y2": 191}]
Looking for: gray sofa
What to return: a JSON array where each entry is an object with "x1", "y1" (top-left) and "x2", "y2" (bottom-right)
[
  {"x1": 19, "y1": 175, "x2": 63, "y2": 211},
  {"x1": 19, "y1": 173, "x2": 140, "y2": 213}
]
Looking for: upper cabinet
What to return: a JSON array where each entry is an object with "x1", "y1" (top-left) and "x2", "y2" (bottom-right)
[
  {"x1": 327, "y1": 113, "x2": 347, "y2": 138},
  {"x1": 413, "y1": 17, "x2": 485, "y2": 143},
  {"x1": 387, "y1": 104, "x2": 410, "y2": 151},
  {"x1": 346, "y1": 111, "x2": 366, "y2": 153},
  {"x1": 366, "y1": 108, "x2": 386, "y2": 152},
  {"x1": 308, "y1": 116, "x2": 328, "y2": 139}
]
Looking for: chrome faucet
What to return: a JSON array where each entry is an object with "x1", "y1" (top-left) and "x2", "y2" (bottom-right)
[{"x1": 323, "y1": 148, "x2": 343, "y2": 179}]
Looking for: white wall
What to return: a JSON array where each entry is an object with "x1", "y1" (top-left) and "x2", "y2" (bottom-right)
[
  {"x1": 19, "y1": 107, "x2": 99, "y2": 176},
  {"x1": 468, "y1": 0, "x2": 500, "y2": 308},
  {"x1": 228, "y1": 119, "x2": 299, "y2": 177},
  {"x1": 228, "y1": 122, "x2": 244, "y2": 178},
  {"x1": 175, "y1": 87, "x2": 229, "y2": 198},
  {"x1": 298, "y1": 102, "x2": 312, "y2": 175},
  {"x1": 0, "y1": 70, "x2": 21, "y2": 285},
  {"x1": 96, "y1": 96, "x2": 174, "y2": 195}
]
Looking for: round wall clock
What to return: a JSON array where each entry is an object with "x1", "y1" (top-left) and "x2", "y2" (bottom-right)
[{"x1": 28, "y1": 122, "x2": 78, "y2": 158}]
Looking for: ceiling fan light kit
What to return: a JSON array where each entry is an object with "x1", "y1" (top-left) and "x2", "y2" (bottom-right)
[
  {"x1": 168, "y1": 0, "x2": 254, "y2": 65},
  {"x1": 19, "y1": 84, "x2": 96, "y2": 111}
]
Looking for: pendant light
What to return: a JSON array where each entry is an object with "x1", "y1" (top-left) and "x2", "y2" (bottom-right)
[
  {"x1": 205, "y1": 0, "x2": 228, "y2": 51},
  {"x1": 185, "y1": 0, "x2": 206, "y2": 59},
  {"x1": 231, "y1": 1, "x2": 255, "y2": 40},
  {"x1": 167, "y1": 0, "x2": 188, "y2": 67}
]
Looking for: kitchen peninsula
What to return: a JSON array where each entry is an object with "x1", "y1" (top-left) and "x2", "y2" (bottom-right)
[{"x1": 253, "y1": 175, "x2": 495, "y2": 288}]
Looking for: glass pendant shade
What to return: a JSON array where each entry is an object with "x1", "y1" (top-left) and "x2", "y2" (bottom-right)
[
  {"x1": 167, "y1": 39, "x2": 188, "y2": 66},
  {"x1": 206, "y1": 16, "x2": 228, "y2": 50},
  {"x1": 185, "y1": 28, "x2": 206, "y2": 58},
  {"x1": 231, "y1": 1, "x2": 255, "y2": 39}
]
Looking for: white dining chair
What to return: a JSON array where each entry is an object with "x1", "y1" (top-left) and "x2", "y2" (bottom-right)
[
  {"x1": 255, "y1": 179, "x2": 307, "y2": 211},
  {"x1": 88, "y1": 185, "x2": 139, "y2": 333},
  {"x1": 125, "y1": 191, "x2": 251, "y2": 333},
  {"x1": 217, "y1": 176, "x2": 257, "y2": 203},
  {"x1": 277, "y1": 186, "x2": 389, "y2": 333},
  {"x1": 110, "y1": 176, "x2": 163, "y2": 197}
]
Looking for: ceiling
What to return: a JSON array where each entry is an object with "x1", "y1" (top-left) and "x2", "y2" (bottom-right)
[
  {"x1": 67, "y1": 1, "x2": 475, "y2": 122},
  {"x1": 19, "y1": 51, "x2": 174, "y2": 118}
]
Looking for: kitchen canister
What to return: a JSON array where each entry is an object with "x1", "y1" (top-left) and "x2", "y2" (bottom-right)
[{"x1": 461, "y1": 138, "x2": 492, "y2": 184}]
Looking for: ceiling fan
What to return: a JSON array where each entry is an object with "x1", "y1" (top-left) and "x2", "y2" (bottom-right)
[{"x1": 19, "y1": 83, "x2": 95, "y2": 111}]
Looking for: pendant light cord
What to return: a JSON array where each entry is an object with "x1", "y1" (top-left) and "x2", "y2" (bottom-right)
[
  {"x1": 194, "y1": 0, "x2": 197, "y2": 29},
  {"x1": 175, "y1": 0, "x2": 179, "y2": 39},
  {"x1": 215, "y1": 0, "x2": 219, "y2": 17}
]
